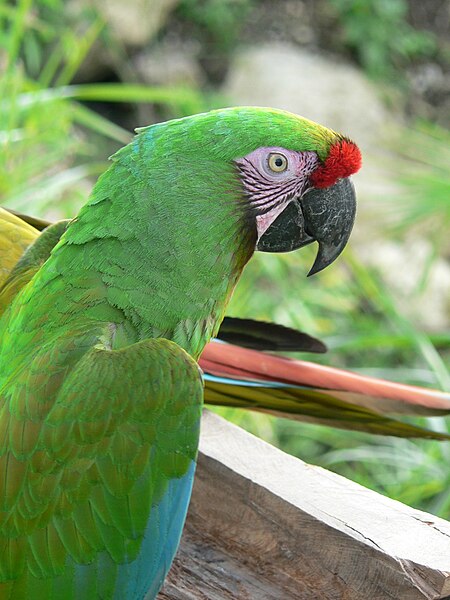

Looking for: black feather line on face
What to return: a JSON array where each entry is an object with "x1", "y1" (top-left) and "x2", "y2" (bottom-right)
[{"x1": 235, "y1": 156, "x2": 312, "y2": 217}]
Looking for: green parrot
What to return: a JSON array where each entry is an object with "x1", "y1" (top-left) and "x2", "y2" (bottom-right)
[{"x1": 0, "y1": 106, "x2": 363, "y2": 599}]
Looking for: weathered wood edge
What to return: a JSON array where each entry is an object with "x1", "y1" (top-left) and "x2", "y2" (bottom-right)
[{"x1": 159, "y1": 411, "x2": 450, "y2": 600}]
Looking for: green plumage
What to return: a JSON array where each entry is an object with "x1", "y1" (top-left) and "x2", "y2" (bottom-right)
[{"x1": 0, "y1": 107, "x2": 346, "y2": 598}]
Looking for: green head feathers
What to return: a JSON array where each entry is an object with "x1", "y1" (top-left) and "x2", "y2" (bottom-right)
[{"x1": 127, "y1": 106, "x2": 350, "y2": 162}]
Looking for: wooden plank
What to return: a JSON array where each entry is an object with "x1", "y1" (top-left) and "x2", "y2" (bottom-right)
[{"x1": 158, "y1": 411, "x2": 450, "y2": 599}]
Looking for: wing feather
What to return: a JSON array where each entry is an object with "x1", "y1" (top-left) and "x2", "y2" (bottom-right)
[{"x1": 0, "y1": 335, "x2": 202, "y2": 599}]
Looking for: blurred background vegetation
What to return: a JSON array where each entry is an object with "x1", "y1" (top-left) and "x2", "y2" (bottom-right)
[{"x1": 1, "y1": 0, "x2": 449, "y2": 516}]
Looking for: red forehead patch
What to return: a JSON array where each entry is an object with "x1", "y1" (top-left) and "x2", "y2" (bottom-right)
[{"x1": 310, "y1": 139, "x2": 362, "y2": 189}]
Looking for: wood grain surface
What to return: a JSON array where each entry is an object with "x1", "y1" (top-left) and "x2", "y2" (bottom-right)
[{"x1": 157, "y1": 411, "x2": 450, "y2": 600}]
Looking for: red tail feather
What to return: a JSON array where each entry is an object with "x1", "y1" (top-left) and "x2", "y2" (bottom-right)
[{"x1": 200, "y1": 341, "x2": 450, "y2": 413}]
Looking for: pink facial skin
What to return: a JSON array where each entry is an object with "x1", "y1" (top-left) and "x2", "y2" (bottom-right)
[{"x1": 235, "y1": 147, "x2": 319, "y2": 241}]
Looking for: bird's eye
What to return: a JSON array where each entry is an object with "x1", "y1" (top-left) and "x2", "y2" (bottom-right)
[{"x1": 267, "y1": 152, "x2": 288, "y2": 173}]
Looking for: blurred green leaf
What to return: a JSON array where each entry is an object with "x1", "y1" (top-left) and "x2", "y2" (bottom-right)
[{"x1": 329, "y1": 0, "x2": 437, "y2": 79}]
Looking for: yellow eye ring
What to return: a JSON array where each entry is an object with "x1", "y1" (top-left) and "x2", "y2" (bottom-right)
[{"x1": 268, "y1": 152, "x2": 288, "y2": 172}]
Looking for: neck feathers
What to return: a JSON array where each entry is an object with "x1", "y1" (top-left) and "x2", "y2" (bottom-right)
[{"x1": 39, "y1": 149, "x2": 255, "y2": 357}]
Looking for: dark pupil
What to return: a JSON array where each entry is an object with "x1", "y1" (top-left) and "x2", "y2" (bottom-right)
[{"x1": 275, "y1": 157, "x2": 283, "y2": 167}]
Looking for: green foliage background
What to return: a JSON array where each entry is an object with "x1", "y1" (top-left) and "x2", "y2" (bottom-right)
[
  {"x1": 329, "y1": 0, "x2": 437, "y2": 79},
  {"x1": 1, "y1": 0, "x2": 449, "y2": 518}
]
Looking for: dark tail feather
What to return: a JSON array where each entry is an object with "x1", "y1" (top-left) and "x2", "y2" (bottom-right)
[{"x1": 218, "y1": 317, "x2": 327, "y2": 352}]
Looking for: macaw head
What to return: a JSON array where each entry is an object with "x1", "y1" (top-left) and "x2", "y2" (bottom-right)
[
  {"x1": 129, "y1": 107, "x2": 361, "y2": 275},
  {"x1": 110, "y1": 106, "x2": 361, "y2": 277},
  {"x1": 233, "y1": 124, "x2": 360, "y2": 276}
]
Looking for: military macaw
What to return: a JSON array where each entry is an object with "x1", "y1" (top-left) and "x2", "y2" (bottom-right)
[{"x1": 0, "y1": 107, "x2": 447, "y2": 600}]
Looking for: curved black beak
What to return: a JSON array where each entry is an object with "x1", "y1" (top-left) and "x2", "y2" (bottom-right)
[{"x1": 256, "y1": 177, "x2": 356, "y2": 276}]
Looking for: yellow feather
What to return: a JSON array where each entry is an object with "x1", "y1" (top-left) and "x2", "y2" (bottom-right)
[{"x1": 0, "y1": 208, "x2": 38, "y2": 289}]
